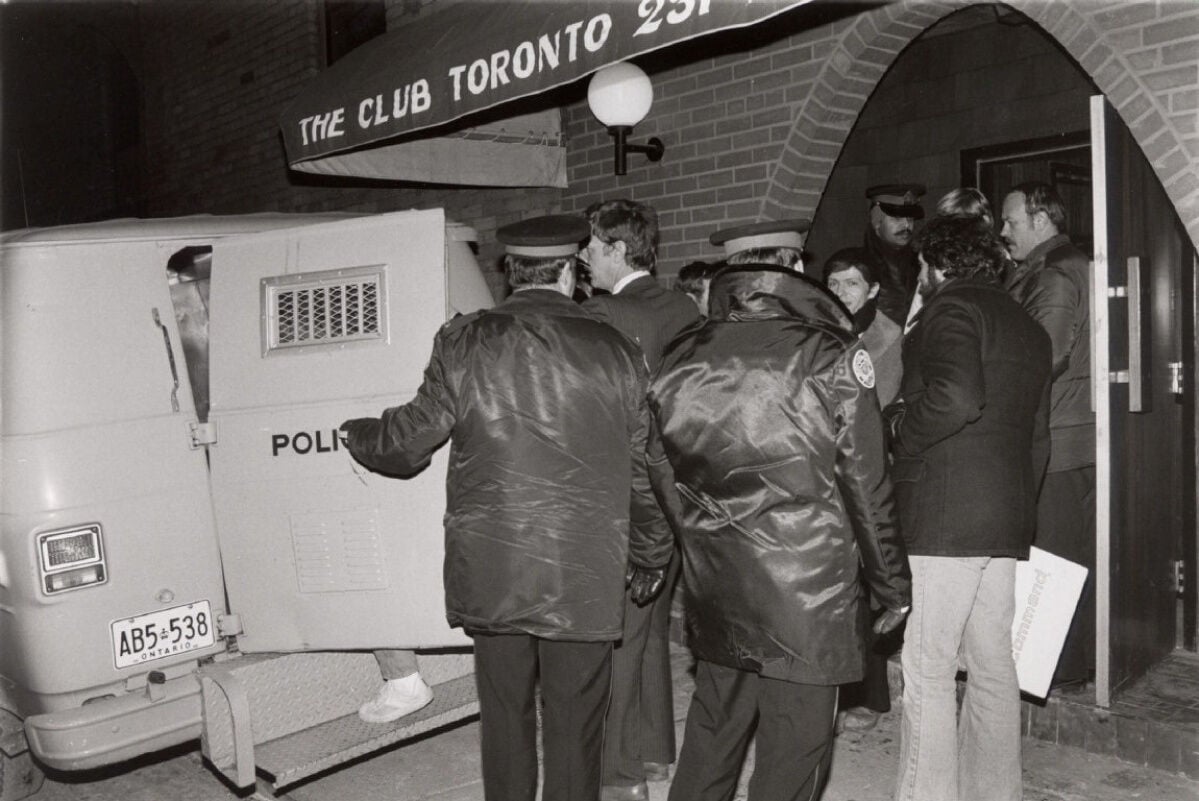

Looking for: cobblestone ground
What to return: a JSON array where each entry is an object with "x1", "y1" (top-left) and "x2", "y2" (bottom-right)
[{"x1": 32, "y1": 644, "x2": 1199, "y2": 801}]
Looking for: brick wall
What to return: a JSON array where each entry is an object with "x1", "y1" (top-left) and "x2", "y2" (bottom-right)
[
  {"x1": 139, "y1": 0, "x2": 1199, "y2": 281},
  {"x1": 140, "y1": 1, "x2": 319, "y2": 215},
  {"x1": 139, "y1": 0, "x2": 560, "y2": 299}
]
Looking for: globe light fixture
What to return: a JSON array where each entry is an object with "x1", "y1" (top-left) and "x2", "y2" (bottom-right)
[{"x1": 587, "y1": 62, "x2": 665, "y2": 176}]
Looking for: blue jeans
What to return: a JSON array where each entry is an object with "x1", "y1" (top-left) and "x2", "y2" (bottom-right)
[{"x1": 896, "y1": 555, "x2": 1022, "y2": 801}]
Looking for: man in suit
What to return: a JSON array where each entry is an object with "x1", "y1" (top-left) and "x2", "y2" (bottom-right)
[
  {"x1": 583, "y1": 199, "x2": 702, "y2": 366},
  {"x1": 581, "y1": 198, "x2": 701, "y2": 801},
  {"x1": 342, "y1": 215, "x2": 673, "y2": 801}
]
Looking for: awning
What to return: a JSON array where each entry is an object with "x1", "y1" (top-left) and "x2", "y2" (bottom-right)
[
  {"x1": 280, "y1": 0, "x2": 811, "y2": 187},
  {"x1": 290, "y1": 108, "x2": 570, "y2": 187}
]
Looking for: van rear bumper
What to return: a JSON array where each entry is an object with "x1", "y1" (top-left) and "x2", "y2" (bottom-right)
[{"x1": 23, "y1": 674, "x2": 201, "y2": 770}]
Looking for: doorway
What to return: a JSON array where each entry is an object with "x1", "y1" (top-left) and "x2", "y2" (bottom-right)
[{"x1": 806, "y1": 5, "x2": 1198, "y2": 707}]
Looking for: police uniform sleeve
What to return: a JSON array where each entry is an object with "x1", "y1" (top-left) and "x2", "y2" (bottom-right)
[
  {"x1": 341, "y1": 322, "x2": 460, "y2": 476},
  {"x1": 644, "y1": 412, "x2": 685, "y2": 543},
  {"x1": 894, "y1": 297, "x2": 984, "y2": 456},
  {"x1": 627, "y1": 361, "x2": 674, "y2": 570},
  {"x1": 830, "y1": 342, "x2": 910, "y2": 613}
]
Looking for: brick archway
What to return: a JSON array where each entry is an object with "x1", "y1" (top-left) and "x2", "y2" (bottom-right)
[{"x1": 763, "y1": 0, "x2": 1199, "y2": 248}]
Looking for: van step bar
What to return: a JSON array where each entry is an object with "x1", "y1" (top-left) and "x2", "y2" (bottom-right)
[
  {"x1": 199, "y1": 651, "x2": 476, "y2": 793},
  {"x1": 255, "y1": 673, "x2": 476, "y2": 793}
]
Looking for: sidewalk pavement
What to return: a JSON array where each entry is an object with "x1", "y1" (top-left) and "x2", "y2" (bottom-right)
[{"x1": 292, "y1": 641, "x2": 1199, "y2": 801}]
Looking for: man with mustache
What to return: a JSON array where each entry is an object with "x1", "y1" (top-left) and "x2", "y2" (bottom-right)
[
  {"x1": 1000, "y1": 181, "x2": 1095, "y2": 692},
  {"x1": 864, "y1": 183, "x2": 926, "y2": 326}
]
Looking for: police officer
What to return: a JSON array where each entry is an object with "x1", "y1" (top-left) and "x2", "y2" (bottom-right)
[
  {"x1": 864, "y1": 183, "x2": 925, "y2": 326},
  {"x1": 341, "y1": 215, "x2": 673, "y2": 801},
  {"x1": 712, "y1": 217, "x2": 809, "y2": 269},
  {"x1": 651, "y1": 219, "x2": 910, "y2": 801}
]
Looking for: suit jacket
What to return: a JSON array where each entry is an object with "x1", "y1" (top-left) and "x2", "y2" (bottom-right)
[
  {"x1": 583, "y1": 274, "x2": 702, "y2": 371},
  {"x1": 343, "y1": 289, "x2": 674, "y2": 640},
  {"x1": 890, "y1": 278, "x2": 1052, "y2": 558}
]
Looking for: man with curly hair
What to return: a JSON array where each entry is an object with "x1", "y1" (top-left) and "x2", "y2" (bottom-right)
[{"x1": 888, "y1": 215, "x2": 1052, "y2": 801}]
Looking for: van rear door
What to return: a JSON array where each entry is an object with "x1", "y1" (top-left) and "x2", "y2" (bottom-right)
[{"x1": 206, "y1": 210, "x2": 475, "y2": 653}]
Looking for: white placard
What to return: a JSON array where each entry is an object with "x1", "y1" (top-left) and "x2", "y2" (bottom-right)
[{"x1": 1011, "y1": 547, "x2": 1089, "y2": 698}]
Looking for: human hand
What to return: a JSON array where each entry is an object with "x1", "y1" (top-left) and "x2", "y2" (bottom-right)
[
  {"x1": 873, "y1": 606, "x2": 909, "y2": 635},
  {"x1": 339, "y1": 418, "x2": 377, "y2": 444},
  {"x1": 627, "y1": 565, "x2": 667, "y2": 606},
  {"x1": 881, "y1": 400, "x2": 906, "y2": 442}
]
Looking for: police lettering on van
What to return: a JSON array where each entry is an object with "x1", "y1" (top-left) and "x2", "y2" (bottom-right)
[{"x1": 271, "y1": 429, "x2": 348, "y2": 456}]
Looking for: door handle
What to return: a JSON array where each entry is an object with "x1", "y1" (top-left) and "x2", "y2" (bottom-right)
[
  {"x1": 1169, "y1": 362, "x2": 1184, "y2": 395},
  {"x1": 1109, "y1": 258, "x2": 1150, "y2": 412},
  {"x1": 152, "y1": 307, "x2": 181, "y2": 413},
  {"x1": 1127, "y1": 257, "x2": 1144, "y2": 412}
]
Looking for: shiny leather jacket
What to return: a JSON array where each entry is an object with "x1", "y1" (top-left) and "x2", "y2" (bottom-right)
[
  {"x1": 345, "y1": 289, "x2": 673, "y2": 641},
  {"x1": 647, "y1": 266, "x2": 910, "y2": 685}
]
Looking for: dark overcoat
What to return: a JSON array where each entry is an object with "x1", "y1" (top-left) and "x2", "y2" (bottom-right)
[
  {"x1": 344, "y1": 289, "x2": 673, "y2": 641},
  {"x1": 647, "y1": 266, "x2": 910, "y2": 686},
  {"x1": 890, "y1": 278, "x2": 1052, "y2": 557}
]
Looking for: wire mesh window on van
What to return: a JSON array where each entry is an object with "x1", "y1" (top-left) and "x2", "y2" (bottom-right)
[{"x1": 263, "y1": 267, "x2": 385, "y2": 352}]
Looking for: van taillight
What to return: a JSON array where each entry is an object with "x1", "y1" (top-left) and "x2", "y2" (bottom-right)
[{"x1": 38, "y1": 524, "x2": 107, "y2": 594}]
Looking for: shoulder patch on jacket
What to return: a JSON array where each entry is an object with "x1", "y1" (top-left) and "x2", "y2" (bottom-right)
[
  {"x1": 441, "y1": 310, "x2": 484, "y2": 336},
  {"x1": 852, "y1": 348, "x2": 875, "y2": 389}
]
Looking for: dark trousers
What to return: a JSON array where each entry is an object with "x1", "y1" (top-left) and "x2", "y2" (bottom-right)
[
  {"x1": 667, "y1": 659, "x2": 837, "y2": 801},
  {"x1": 604, "y1": 553, "x2": 679, "y2": 785},
  {"x1": 473, "y1": 633, "x2": 612, "y2": 801},
  {"x1": 1037, "y1": 466, "x2": 1097, "y2": 684},
  {"x1": 839, "y1": 594, "x2": 897, "y2": 713}
]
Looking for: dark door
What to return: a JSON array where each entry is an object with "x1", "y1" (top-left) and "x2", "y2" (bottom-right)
[{"x1": 1092, "y1": 96, "x2": 1195, "y2": 703}]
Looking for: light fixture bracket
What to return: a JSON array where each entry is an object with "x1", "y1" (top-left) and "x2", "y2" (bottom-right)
[{"x1": 609, "y1": 126, "x2": 665, "y2": 176}]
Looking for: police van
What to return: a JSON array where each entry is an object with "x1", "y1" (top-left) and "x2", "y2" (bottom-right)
[{"x1": 0, "y1": 210, "x2": 493, "y2": 799}]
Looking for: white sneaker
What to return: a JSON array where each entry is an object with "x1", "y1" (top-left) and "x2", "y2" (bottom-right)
[{"x1": 358, "y1": 674, "x2": 434, "y2": 723}]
